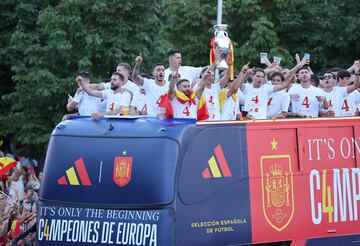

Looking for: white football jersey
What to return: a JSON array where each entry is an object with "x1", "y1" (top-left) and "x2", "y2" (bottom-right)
[
  {"x1": 221, "y1": 95, "x2": 240, "y2": 120},
  {"x1": 142, "y1": 78, "x2": 169, "y2": 117},
  {"x1": 243, "y1": 83, "x2": 275, "y2": 119},
  {"x1": 171, "y1": 97, "x2": 197, "y2": 119},
  {"x1": 267, "y1": 90, "x2": 290, "y2": 119},
  {"x1": 323, "y1": 87, "x2": 347, "y2": 116},
  {"x1": 102, "y1": 90, "x2": 131, "y2": 113},
  {"x1": 72, "y1": 91, "x2": 101, "y2": 115},
  {"x1": 339, "y1": 90, "x2": 360, "y2": 116},
  {"x1": 194, "y1": 83, "x2": 222, "y2": 120},
  {"x1": 288, "y1": 84, "x2": 324, "y2": 117}
]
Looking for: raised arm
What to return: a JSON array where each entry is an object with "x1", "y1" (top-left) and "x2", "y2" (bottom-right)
[
  {"x1": 228, "y1": 62, "x2": 250, "y2": 96},
  {"x1": 264, "y1": 63, "x2": 281, "y2": 76},
  {"x1": 348, "y1": 61, "x2": 360, "y2": 94},
  {"x1": 168, "y1": 72, "x2": 180, "y2": 100},
  {"x1": 347, "y1": 60, "x2": 359, "y2": 73},
  {"x1": 66, "y1": 94, "x2": 77, "y2": 112},
  {"x1": 320, "y1": 97, "x2": 329, "y2": 110},
  {"x1": 76, "y1": 77, "x2": 103, "y2": 98},
  {"x1": 131, "y1": 55, "x2": 144, "y2": 86},
  {"x1": 273, "y1": 74, "x2": 295, "y2": 92},
  {"x1": 196, "y1": 65, "x2": 215, "y2": 100},
  {"x1": 283, "y1": 54, "x2": 309, "y2": 79},
  {"x1": 218, "y1": 68, "x2": 230, "y2": 89}
]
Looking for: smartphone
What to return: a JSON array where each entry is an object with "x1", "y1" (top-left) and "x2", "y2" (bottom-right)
[
  {"x1": 260, "y1": 52, "x2": 268, "y2": 64},
  {"x1": 273, "y1": 56, "x2": 281, "y2": 65},
  {"x1": 304, "y1": 53, "x2": 310, "y2": 60}
]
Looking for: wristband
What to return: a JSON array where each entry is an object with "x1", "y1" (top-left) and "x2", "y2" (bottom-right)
[{"x1": 355, "y1": 73, "x2": 360, "y2": 76}]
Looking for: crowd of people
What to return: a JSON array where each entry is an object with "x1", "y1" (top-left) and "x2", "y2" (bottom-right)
[
  {"x1": 63, "y1": 49, "x2": 360, "y2": 121},
  {"x1": 0, "y1": 148, "x2": 40, "y2": 246}
]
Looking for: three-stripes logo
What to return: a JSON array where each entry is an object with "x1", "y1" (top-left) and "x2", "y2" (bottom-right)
[
  {"x1": 202, "y1": 144, "x2": 232, "y2": 179},
  {"x1": 57, "y1": 158, "x2": 92, "y2": 186}
]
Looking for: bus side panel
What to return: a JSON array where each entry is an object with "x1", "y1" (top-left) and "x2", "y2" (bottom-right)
[
  {"x1": 247, "y1": 127, "x2": 299, "y2": 244},
  {"x1": 176, "y1": 125, "x2": 252, "y2": 246},
  {"x1": 37, "y1": 202, "x2": 175, "y2": 245},
  {"x1": 247, "y1": 120, "x2": 360, "y2": 244}
]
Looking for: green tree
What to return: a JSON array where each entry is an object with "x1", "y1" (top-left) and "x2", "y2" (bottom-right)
[{"x1": 0, "y1": 0, "x2": 168, "y2": 159}]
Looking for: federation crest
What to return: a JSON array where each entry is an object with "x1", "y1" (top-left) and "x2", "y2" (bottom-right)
[
  {"x1": 261, "y1": 155, "x2": 294, "y2": 231},
  {"x1": 113, "y1": 156, "x2": 133, "y2": 187}
]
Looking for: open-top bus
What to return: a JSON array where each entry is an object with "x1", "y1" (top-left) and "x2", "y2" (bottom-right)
[{"x1": 37, "y1": 116, "x2": 360, "y2": 245}]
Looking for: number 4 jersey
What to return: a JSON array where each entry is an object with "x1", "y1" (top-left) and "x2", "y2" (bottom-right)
[
  {"x1": 243, "y1": 83, "x2": 275, "y2": 119},
  {"x1": 288, "y1": 84, "x2": 325, "y2": 117}
]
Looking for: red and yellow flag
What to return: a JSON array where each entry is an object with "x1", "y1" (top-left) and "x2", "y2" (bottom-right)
[
  {"x1": 158, "y1": 93, "x2": 173, "y2": 118},
  {"x1": 219, "y1": 88, "x2": 237, "y2": 111},
  {"x1": 197, "y1": 95, "x2": 209, "y2": 121},
  {"x1": 0, "y1": 157, "x2": 17, "y2": 176},
  {"x1": 9, "y1": 219, "x2": 22, "y2": 239},
  {"x1": 209, "y1": 35, "x2": 216, "y2": 65},
  {"x1": 175, "y1": 90, "x2": 196, "y2": 105},
  {"x1": 158, "y1": 91, "x2": 209, "y2": 120}
]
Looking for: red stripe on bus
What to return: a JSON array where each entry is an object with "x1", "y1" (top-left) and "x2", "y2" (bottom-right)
[
  {"x1": 57, "y1": 176, "x2": 68, "y2": 185},
  {"x1": 202, "y1": 167, "x2": 212, "y2": 179},
  {"x1": 214, "y1": 145, "x2": 232, "y2": 177},
  {"x1": 75, "y1": 158, "x2": 92, "y2": 186}
]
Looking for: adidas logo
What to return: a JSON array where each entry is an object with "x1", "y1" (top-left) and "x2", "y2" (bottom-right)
[
  {"x1": 57, "y1": 158, "x2": 92, "y2": 186},
  {"x1": 202, "y1": 144, "x2": 232, "y2": 179}
]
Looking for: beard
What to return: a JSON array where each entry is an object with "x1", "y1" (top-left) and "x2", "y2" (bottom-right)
[
  {"x1": 111, "y1": 83, "x2": 119, "y2": 90},
  {"x1": 184, "y1": 90, "x2": 191, "y2": 97},
  {"x1": 299, "y1": 76, "x2": 310, "y2": 83},
  {"x1": 156, "y1": 74, "x2": 164, "y2": 82}
]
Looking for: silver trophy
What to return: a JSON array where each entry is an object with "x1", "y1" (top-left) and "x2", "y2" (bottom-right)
[{"x1": 213, "y1": 24, "x2": 231, "y2": 70}]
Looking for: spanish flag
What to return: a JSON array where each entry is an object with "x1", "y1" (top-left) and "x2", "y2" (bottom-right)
[
  {"x1": 9, "y1": 219, "x2": 22, "y2": 239},
  {"x1": 209, "y1": 35, "x2": 234, "y2": 80},
  {"x1": 0, "y1": 157, "x2": 17, "y2": 176},
  {"x1": 219, "y1": 88, "x2": 237, "y2": 111},
  {"x1": 158, "y1": 91, "x2": 209, "y2": 120},
  {"x1": 158, "y1": 93, "x2": 173, "y2": 118},
  {"x1": 197, "y1": 95, "x2": 209, "y2": 121}
]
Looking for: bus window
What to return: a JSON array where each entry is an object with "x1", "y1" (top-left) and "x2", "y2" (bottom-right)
[{"x1": 40, "y1": 136, "x2": 178, "y2": 206}]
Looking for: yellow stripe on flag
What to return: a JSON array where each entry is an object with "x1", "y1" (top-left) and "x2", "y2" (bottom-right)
[
  {"x1": 66, "y1": 167, "x2": 79, "y2": 185},
  {"x1": 0, "y1": 157, "x2": 17, "y2": 176},
  {"x1": 175, "y1": 90, "x2": 195, "y2": 102},
  {"x1": 0, "y1": 157, "x2": 16, "y2": 166},
  {"x1": 197, "y1": 95, "x2": 206, "y2": 109},
  {"x1": 208, "y1": 156, "x2": 222, "y2": 178},
  {"x1": 219, "y1": 89, "x2": 227, "y2": 111}
]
